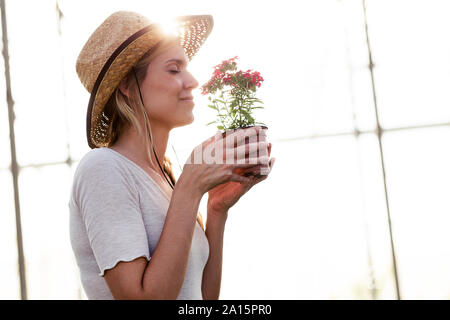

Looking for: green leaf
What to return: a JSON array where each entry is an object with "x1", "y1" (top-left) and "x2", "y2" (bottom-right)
[
  {"x1": 207, "y1": 104, "x2": 218, "y2": 111},
  {"x1": 247, "y1": 98, "x2": 264, "y2": 104},
  {"x1": 217, "y1": 125, "x2": 224, "y2": 130},
  {"x1": 244, "y1": 113, "x2": 254, "y2": 122},
  {"x1": 206, "y1": 120, "x2": 216, "y2": 126}
]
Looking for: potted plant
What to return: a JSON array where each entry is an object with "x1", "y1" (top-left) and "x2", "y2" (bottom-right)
[{"x1": 200, "y1": 56, "x2": 269, "y2": 175}]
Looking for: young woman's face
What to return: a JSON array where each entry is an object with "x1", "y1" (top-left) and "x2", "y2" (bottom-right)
[{"x1": 140, "y1": 44, "x2": 199, "y2": 129}]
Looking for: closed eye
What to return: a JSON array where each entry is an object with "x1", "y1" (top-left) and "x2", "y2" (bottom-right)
[{"x1": 169, "y1": 70, "x2": 180, "y2": 74}]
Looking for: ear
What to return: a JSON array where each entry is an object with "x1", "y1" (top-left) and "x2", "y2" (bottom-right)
[{"x1": 118, "y1": 78, "x2": 129, "y2": 98}]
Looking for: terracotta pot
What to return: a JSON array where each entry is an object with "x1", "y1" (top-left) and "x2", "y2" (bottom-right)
[{"x1": 220, "y1": 125, "x2": 269, "y2": 178}]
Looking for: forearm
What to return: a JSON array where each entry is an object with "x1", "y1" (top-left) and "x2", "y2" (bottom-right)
[
  {"x1": 141, "y1": 177, "x2": 203, "y2": 299},
  {"x1": 201, "y1": 208, "x2": 228, "y2": 300}
]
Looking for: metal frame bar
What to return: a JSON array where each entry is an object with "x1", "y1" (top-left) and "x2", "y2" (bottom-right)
[
  {"x1": 4, "y1": 120, "x2": 446, "y2": 171},
  {"x1": 362, "y1": 0, "x2": 401, "y2": 300},
  {"x1": 275, "y1": 121, "x2": 450, "y2": 144},
  {"x1": 1, "y1": 0, "x2": 27, "y2": 300}
]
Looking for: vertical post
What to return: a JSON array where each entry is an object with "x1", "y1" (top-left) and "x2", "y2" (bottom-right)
[
  {"x1": 362, "y1": 0, "x2": 401, "y2": 300},
  {"x1": 55, "y1": 0, "x2": 72, "y2": 167},
  {"x1": 0, "y1": 0, "x2": 27, "y2": 300},
  {"x1": 339, "y1": 0, "x2": 378, "y2": 299}
]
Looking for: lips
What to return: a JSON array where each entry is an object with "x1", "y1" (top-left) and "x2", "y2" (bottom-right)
[{"x1": 180, "y1": 96, "x2": 194, "y2": 100}]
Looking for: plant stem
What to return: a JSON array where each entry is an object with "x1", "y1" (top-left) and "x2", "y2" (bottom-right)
[
  {"x1": 213, "y1": 97, "x2": 226, "y2": 130},
  {"x1": 239, "y1": 100, "x2": 242, "y2": 128}
]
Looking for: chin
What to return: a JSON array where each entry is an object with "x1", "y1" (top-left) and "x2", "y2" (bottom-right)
[
  {"x1": 187, "y1": 113, "x2": 194, "y2": 124},
  {"x1": 173, "y1": 113, "x2": 194, "y2": 128},
  {"x1": 183, "y1": 115, "x2": 195, "y2": 127}
]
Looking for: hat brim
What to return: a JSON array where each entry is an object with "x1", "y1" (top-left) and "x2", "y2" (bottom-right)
[{"x1": 87, "y1": 15, "x2": 214, "y2": 149}]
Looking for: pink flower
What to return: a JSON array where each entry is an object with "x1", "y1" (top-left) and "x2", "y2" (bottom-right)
[{"x1": 200, "y1": 56, "x2": 264, "y2": 100}]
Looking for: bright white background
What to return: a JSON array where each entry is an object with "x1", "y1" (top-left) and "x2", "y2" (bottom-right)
[{"x1": 0, "y1": 0, "x2": 449, "y2": 299}]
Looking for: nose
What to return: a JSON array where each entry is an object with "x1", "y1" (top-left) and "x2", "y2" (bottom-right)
[{"x1": 185, "y1": 71, "x2": 199, "y2": 90}]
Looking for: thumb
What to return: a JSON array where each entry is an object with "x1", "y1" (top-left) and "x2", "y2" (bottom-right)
[
  {"x1": 229, "y1": 173, "x2": 252, "y2": 184},
  {"x1": 270, "y1": 157, "x2": 276, "y2": 169}
]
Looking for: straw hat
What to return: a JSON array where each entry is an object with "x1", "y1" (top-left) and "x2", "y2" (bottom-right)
[{"x1": 76, "y1": 11, "x2": 214, "y2": 149}]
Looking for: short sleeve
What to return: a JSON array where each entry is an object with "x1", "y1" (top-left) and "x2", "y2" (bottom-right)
[{"x1": 76, "y1": 156, "x2": 150, "y2": 276}]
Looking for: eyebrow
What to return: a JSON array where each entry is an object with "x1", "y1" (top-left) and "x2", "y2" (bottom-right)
[{"x1": 165, "y1": 59, "x2": 188, "y2": 66}]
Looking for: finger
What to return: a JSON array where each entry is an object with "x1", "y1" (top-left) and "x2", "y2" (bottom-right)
[
  {"x1": 242, "y1": 171, "x2": 255, "y2": 177},
  {"x1": 259, "y1": 157, "x2": 275, "y2": 175},
  {"x1": 251, "y1": 157, "x2": 275, "y2": 179},
  {"x1": 243, "y1": 172, "x2": 268, "y2": 187},
  {"x1": 269, "y1": 157, "x2": 275, "y2": 169},
  {"x1": 233, "y1": 141, "x2": 269, "y2": 160},
  {"x1": 235, "y1": 164, "x2": 260, "y2": 173},
  {"x1": 232, "y1": 155, "x2": 270, "y2": 167},
  {"x1": 254, "y1": 174, "x2": 268, "y2": 183},
  {"x1": 220, "y1": 127, "x2": 260, "y2": 148},
  {"x1": 228, "y1": 173, "x2": 252, "y2": 184}
]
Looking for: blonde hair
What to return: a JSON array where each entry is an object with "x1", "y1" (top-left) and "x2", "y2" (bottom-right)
[{"x1": 104, "y1": 37, "x2": 205, "y2": 231}]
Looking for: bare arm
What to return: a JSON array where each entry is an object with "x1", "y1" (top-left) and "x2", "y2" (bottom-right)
[
  {"x1": 201, "y1": 208, "x2": 227, "y2": 300},
  {"x1": 104, "y1": 175, "x2": 202, "y2": 300},
  {"x1": 103, "y1": 129, "x2": 263, "y2": 299}
]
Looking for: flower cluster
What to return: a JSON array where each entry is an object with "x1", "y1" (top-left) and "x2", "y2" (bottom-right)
[
  {"x1": 234, "y1": 70, "x2": 264, "y2": 88},
  {"x1": 200, "y1": 56, "x2": 238, "y2": 96},
  {"x1": 201, "y1": 56, "x2": 264, "y2": 95},
  {"x1": 200, "y1": 56, "x2": 266, "y2": 131}
]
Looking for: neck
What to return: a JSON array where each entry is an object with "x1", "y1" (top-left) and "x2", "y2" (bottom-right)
[{"x1": 111, "y1": 120, "x2": 171, "y2": 173}]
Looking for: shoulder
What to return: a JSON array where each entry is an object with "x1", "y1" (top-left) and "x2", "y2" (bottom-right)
[
  {"x1": 72, "y1": 148, "x2": 139, "y2": 205},
  {"x1": 78, "y1": 147, "x2": 116, "y2": 167},
  {"x1": 76, "y1": 147, "x2": 120, "y2": 176},
  {"x1": 73, "y1": 147, "x2": 135, "y2": 187}
]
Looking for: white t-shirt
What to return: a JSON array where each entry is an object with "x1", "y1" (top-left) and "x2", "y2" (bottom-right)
[{"x1": 69, "y1": 147, "x2": 209, "y2": 300}]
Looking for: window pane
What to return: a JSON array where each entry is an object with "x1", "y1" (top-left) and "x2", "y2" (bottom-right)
[
  {"x1": 7, "y1": 0, "x2": 68, "y2": 166},
  {"x1": 19, "y1": 164, "x2": 81, "y2": 299},
  {"x1": 356, "y1": 133, "x2": 397, "y2": 299},
  {"x1": 339, "y1": 0, "x2": 377, "y2": 132},
  {"x1": 58, "y1": 2, "x2": 94, "y2": 161},
  {"x1": 383, "y1": 127, "x2": 450, "y2": 299},
  {"x1": 248, "y1": 1, "x2": 357, "y2": 139},
  {"x1": 169, "y1": 0, "x2": 376, "y2": 148},
  {"x1": 366, "y1": 0, "x2": 450, "y2": 128},
  {"x1": 221, "y1": 135, "x2": 396, "y2": 299}
]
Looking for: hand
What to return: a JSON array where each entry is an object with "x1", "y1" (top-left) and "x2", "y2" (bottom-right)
[
  {"x1": 180, "y1": 127, "x2": 267, "y2": 199},
  {"x1": 207, "y1": 142, "x2": 275, "y2": 216}
]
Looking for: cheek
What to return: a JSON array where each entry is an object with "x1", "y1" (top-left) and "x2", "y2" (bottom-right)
[
  {"x1": 150, "y1": 76, "x2": 182, "y2": 100},
  {"x1": 143, "y1": 78, "x2": 185, "y2": 116}
]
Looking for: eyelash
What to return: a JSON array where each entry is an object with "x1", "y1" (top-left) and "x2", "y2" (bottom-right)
[{"x1": 169, "y1": 70, "x2": 180, "y2": 74}]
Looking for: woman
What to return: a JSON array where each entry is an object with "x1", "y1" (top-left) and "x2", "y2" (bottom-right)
[{"x1": 69, "y1": 11, "x2": 275, "y2": 300}]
